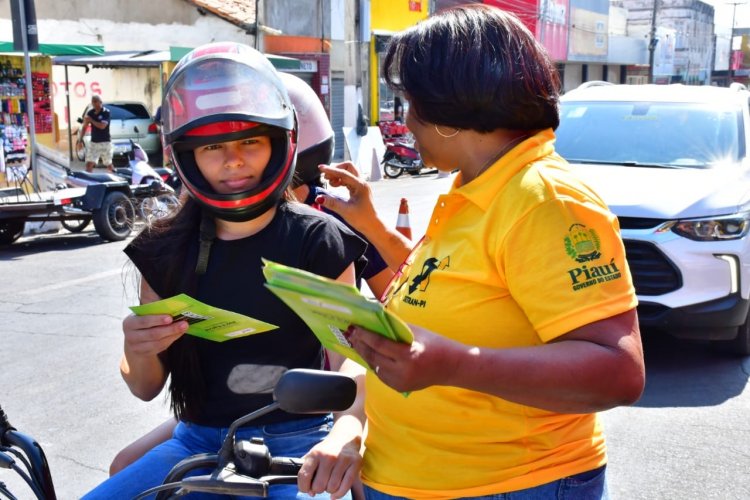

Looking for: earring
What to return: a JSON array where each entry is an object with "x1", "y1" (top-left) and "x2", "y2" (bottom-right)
[{"x1": 434, "y1": 124, "x2": 460, "y2": 138}]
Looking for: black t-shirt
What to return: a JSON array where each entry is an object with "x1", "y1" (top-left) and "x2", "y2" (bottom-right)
[
  {"x1": 304, "y1": 185, "x2": 387, "y2": 281},
  {"x1": 124, "y1": 202, "x2": 367, "y2": 427},
  {"x1": 86, "y1": 106, "x2": 111, "y2": 143}
]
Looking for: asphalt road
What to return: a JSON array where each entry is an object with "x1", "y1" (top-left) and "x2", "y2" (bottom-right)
[{"x1": 1, "y1": 171, "x2": 748, "y2": 499}]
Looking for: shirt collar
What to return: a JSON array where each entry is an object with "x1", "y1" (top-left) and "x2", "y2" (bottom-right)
[{"x1": 450, "y1": 129, "x2": 557, "y2": 211}]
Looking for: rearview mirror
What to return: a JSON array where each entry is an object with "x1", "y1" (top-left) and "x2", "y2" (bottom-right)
[
  {"x1": 76, "y1": 117, "x2": 83, "y2": 124},
  {"x1": 274, "y1": 369, "x2": 356, "y2": 414}
]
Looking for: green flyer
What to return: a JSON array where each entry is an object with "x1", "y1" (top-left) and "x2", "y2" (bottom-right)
[
  {"x1": 262, "y1": 259, "x2": 413, "y2": 371},
  {"x1": 130, "y1": 294, "x2": 278, "y2": 342}
]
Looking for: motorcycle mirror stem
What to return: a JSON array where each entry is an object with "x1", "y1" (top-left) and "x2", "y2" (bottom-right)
[
  {"x1": 216, "y1": 402, "x2": 281, "y2": 467},
  {"x1": 216, "y1": 369, "x2": 356, "y2": 467}
]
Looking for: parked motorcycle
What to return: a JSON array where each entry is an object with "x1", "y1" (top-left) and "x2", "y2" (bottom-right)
[
  {"x1": 381, "y1": 139, "x2": 433, "y2": 178},
  {"x1": 114, "y1": 141, "x2": 181, "y2": 193},
  {"x1": 59, "y1": 142, "x2": 180, "y2": 232}
]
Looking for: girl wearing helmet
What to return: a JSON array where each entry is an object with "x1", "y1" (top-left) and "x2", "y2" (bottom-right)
[
  {"x1": 84, "y1": 43, "x2": 366, "y2": 500},
  {"x1": 104, "y1": 74, "x2": 388, "y2": 500}
]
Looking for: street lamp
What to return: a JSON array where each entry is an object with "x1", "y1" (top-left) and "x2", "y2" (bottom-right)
[
  {"x1": 726, "y1": 1, "x2": 745, "y2": 83},
  {"x1": 648, "y1": 0, "x2": 660, "y2": 84}
]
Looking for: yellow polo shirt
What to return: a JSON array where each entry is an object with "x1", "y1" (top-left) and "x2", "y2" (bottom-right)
[{"x1": 362, "y1": 129, "x2": 637, "y2": 499}]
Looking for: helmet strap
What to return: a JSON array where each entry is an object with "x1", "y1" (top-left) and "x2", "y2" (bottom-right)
[{"x1": 195, "y1": 211, "x2": 216, "y2": 275}]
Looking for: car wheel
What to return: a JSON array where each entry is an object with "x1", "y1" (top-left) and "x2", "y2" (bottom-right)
[
  {"x1": 712, "y1": 314, "x2": 750, "y2": 357},
  {"x1": 0, "y1": 220, "x2": 25, "y2": 245},
  {"x1": 93, "y1": 191, "x2": 135, "y2": 241},
  {"x1": 61, "y1": 217, "x2": 92, "y2": 233}
]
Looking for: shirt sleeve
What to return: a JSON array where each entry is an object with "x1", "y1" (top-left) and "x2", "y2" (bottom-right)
[
  {"x1": 311, "y1": 186, "x2": 388, "y2": 279},
  {"x1": 123, "y1": 236, "x2": 165, "y2": 296},
  {"x1": 501, "y1": 197, "x2": 637, "y2": 342},
  {"x1": 301, "y1": 212, "x2": 368, "y2": 281}
]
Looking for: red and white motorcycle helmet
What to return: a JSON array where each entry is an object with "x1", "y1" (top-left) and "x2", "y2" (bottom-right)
[
  {"x1": 278, "y1": 72, "x2": 334, "y2": 187},
  {"x1": 161, "y1": 42, "x2": 297, "y2": 222}
]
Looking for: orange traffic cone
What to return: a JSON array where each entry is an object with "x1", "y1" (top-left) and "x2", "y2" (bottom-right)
[{"x1": 396, "y1": 198, "x2": 412, "y2": 240}]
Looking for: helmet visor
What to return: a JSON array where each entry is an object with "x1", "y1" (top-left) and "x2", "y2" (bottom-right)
[{"x1": 163, "y1": 58, "x2": 292, "y2": 141}]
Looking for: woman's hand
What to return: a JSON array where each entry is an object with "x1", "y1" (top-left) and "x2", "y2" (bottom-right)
[
  {"x1": 318, "y1": 162, "x2": 414, "y2": 270},
  {"x1": 297, "y1": 433, "x2": 362, "y2": 500},
  {"x1": 348, "y1": 323, "x2": 460, "y2": 393},
  {"x1": 122, "y1": 313, "x2": 187, "y2": 358},
  {"x1": 120, "y1": 313, "x2": 187, "y2": 401},
  {"x1": 317, "y1": 162, "x2": 380, "y2": 234}
]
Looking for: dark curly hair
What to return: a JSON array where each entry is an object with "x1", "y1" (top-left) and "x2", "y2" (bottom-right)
[{"x1": 382, "y1": 4, "x2": 561, "y2": 132}]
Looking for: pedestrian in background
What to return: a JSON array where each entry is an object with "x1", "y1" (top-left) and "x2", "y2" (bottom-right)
[
  {"x1": 77, "y1": 94, "x2": 114, "y2": 173},
  {"x1": 317, "y1": 5, "x2": 645, "y2": 499}
]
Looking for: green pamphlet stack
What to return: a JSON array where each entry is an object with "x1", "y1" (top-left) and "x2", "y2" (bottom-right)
[{"x1": 262, "y1": 259, "x2": 413, "y2": 371}]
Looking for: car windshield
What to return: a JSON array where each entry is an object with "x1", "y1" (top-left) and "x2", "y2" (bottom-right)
[
  {"x1": 108, "y1": 103, "x2": 150, "y2": 120},
  {"x1": 555, "y1": 101, "x2": 743, "y2": 169}
]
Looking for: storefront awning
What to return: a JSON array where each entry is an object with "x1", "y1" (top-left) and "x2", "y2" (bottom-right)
[
  {"x1": 169, "y1": 46, "x2": 301, "y2": 70},
  {"x1": 53, "y1": 47, "x2": 302, "y2": 71},
  {"x1": 0, "y1": 42, "x2": 104, "y2": 56},
  {"x1": 53, "y1": 50, "x2": 168, "y2": 68}
]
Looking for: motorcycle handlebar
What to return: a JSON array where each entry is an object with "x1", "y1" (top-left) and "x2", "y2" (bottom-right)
[
  {"x1": 269, "y1": 456, "x2": 303, "y2": 477},
  {"x1": 145, "y1": 454, "x2": 303, "y2": 500}
]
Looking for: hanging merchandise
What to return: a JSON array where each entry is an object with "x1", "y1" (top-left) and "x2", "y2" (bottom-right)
[
  {"x1": 31, "y1": 72, "x2": 52, "y2": 133},
  {"x1": 0, "y1": 55, "x2": 48, "y2": 186}
]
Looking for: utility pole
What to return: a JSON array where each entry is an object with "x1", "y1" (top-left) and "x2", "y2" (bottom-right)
[{"x1": 647, "y1": 0, "x2": 660, "y2": 84}]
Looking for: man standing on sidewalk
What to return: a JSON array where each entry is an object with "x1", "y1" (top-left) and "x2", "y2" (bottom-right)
[{"x1": 77, "y1": 94, "x2": 114, "y2": 173}]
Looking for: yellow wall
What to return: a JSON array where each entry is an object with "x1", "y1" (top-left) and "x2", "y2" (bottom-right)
[
  {"x1": 371, "y1": 0, "x2": 428, "y2": 31},
  {"x1": 369, "y1": 1, "x2": 429, "y2": 124}
]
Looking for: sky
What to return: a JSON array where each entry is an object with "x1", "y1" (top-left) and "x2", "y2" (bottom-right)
[{"x1": 703, "y1": 0, "x2": 750, "y2": 32}]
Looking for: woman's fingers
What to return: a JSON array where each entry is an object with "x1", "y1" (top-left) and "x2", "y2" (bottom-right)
[
  {"x1": 319, "y1": 163, "x2": 364, "y2": 191},
  {"x1": 123, "y1": 314, "x2": 187, "y2": 355},
  {"x1": 300, "y1": 447, "x2": 359, "y2": 498}
]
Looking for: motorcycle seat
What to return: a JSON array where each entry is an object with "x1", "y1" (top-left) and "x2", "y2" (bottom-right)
[{"x1": 73, "y1": 171, "x2": 124, "y2": 183}]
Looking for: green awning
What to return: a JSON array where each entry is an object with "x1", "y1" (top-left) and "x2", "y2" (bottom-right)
[
  {"x1": 0, "y1": 42, "x2": 104, "y2": 56},
  {"x1": 169, "y1": 46, "x2": 301, "y2": 71}
]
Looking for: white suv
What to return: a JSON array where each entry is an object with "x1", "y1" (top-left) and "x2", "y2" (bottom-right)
[{"x1": 555, "y1": 82, "x2": 750, "y2": 355}]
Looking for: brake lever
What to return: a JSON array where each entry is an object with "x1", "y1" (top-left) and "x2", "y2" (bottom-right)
[
  {"x1": 260, "y1": 474, "x2": 299, "y2": 486},
  {"x1": 177, "y1": 466, "x2": 267, "y2": 497}
]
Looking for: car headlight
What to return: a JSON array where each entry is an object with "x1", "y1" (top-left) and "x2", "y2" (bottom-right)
[{"x1": 671, "y1": 213, "x2": 750, "y2": 241}]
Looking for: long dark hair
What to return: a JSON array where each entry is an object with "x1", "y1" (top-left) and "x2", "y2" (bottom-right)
[
  {"x1": 383, "y1": 4, "x2": 561, "y2": 132},
  {"x1": 130, "y1": 196, "x2": 206, "y2": 420},
  {"x1": 131, "y1": 186, "x2": 297, "y2": 420}
]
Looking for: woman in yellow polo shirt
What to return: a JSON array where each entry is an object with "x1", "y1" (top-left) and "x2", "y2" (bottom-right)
[{"x1": 316, "y1": 4, "x2": 645, "y2": 500}]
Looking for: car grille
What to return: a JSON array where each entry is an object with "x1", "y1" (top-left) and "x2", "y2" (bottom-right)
[
  {"x1": 623, "y1": 240, "x2": 682, "y2": 295},
  {"x1": 618, "y1": 216, "x2": 669, "y2": 230}
]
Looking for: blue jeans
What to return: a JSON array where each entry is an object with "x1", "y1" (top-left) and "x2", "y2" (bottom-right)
[
  {"x1": 84, "y1": 414, "x2": 351, "y2": 500},
  {"x1": 363, "y1": 466, "x2": 608, "y2": 500}
]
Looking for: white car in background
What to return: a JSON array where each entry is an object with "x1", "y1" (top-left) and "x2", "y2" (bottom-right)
[
  {"x1": 77, "y1": 101, "x2": 160, "y2": 166},
  {"x1": 555, "y1": 82, "x2": 750, "y2": 355}
]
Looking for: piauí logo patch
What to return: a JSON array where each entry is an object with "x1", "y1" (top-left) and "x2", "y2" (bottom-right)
[
  {"x1": 564, "y1": 223, "x2": 601, "y2": 263},
  {"x1": 563, "y1": 223, "x2": 622, "y2": 291}
]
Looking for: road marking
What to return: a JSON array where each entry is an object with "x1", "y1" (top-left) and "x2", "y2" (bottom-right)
[{"x1": 17, "y1": 268, "x2": 123, "y2": 297}]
